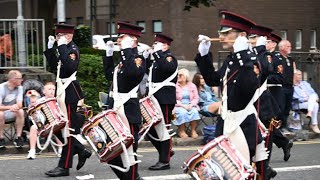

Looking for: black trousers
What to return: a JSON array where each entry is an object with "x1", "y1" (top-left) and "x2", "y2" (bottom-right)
[
  {"x1": 280, "y1": 86, "x2": 294, "y2": 128},
  {"x1": 57, "y1": 103, "x2": 86, "y2": 169},
  {"x1": 147, "y1": 104, "x2": 174, "y2": 163},
  {"x1": 109, "y1": 123, "x2": 140, "y2": 180}
]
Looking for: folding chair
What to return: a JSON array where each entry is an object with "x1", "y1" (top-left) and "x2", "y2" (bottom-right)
[
  {"x1": 4, "y1": 117, "x2": 16, "y2": 141},
  {"x1": 291, "y1": 98, "x2": 312, "y2": 130}
]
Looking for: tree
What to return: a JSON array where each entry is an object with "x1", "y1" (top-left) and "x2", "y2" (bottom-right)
[{"x1": 183, "y1": 0, "x2": 217, "y2": 11}]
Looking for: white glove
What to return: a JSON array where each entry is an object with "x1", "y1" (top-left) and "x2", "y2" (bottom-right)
[
  {"x1": 198, "y1": 34, "x2": 210, "y2": 42},
  {"x1": 142, "y1": 49, "x2": 150, "y2": 59},
  {"x1": 57, "y1": 36, "x2": 67, "y2": 46},
  {"x1": 47, "y1": 35, "x2": 55, "y2": 49},
  {"x1": 153, "y1": 42, "x2": 163, "y2": 52},
  {"x1": 105, "y1": 41, "x2": 114, "y2": 57},
  {"x1": 256, "y1": 36, "x2": 267, "y2": 47},
  {"x1": 120, "y1": 36, "x2": 134, "y2": 49},
  {"x1": 198, "y1": 35, "x2": 211, "y2": 56},
  {"x1": 233, "y1": 36, "x2": 249, "y2": 53}
]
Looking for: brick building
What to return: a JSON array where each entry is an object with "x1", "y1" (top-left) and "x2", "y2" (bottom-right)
[{"x1": 1, "y1": 0, "x2": 319, "y2": 61}]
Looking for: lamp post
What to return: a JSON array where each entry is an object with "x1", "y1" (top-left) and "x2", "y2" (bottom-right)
[{"x1": 17, "y1": 0, "x2": 26, "y2": 70}]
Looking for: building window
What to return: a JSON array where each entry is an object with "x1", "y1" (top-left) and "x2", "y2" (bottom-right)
[
  {"x1": 295, "y1": 30, "x2": 302, "y2": 50},
  {"x1": 106, "y1": 22, "x2": 116, "y2": 34},
  {"x1": 310, "y1": 30, "x2": 316, "y2": 49},
  {"x1": 153, "y1": 20, "x2": 162, "y2": 33},
  {"x1": 76, "y1": 17, "x2": 84, "y2": 25},
  {"x1": 280, "y1": 30, "x2": 287, "y2": 40},
  {"x1": 65, "y1": 18, "x2": 72, "y2": 24},
  {"x1": 137, "y1": 21, "x2": 146, "y2": 33}
]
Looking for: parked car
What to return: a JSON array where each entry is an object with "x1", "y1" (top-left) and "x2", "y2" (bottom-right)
[{"x1": 92, "y1": 34, "x2": 150, "y2": 53}]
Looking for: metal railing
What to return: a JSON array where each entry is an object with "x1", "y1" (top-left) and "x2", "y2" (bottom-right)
[{"x1": 0, "y1": 19, "x2": 46, "y2": 71}]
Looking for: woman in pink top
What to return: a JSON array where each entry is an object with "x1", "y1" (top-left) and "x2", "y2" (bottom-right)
[{"x1": 172, "y1": 68, "x2": 200, "y2": 138}]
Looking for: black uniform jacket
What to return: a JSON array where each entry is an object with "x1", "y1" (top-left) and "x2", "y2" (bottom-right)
[
  {"x1": 44, "y1": 41, "x2": 84, "y2": 104},
  {"x1": 102, "y1": 47, "x2": 146, "y2": 124},
  {"x1": 253, "y1": 45, "x2": 281, "y2": 123},
  {"x1": 276, "y1": 53, "x2": 295, "y2": 87},
  {"x1": 147, "y1": 50, "x2": 178, "y2": 105},
  {"x1": 195, "y1": 49, "x2": 262, "y2": 151}
]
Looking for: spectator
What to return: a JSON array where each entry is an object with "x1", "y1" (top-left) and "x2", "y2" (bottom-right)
[
  {"x1": 292, "y1": 69, "x2": 320, "y2": 133},
  {"x1": 172, "y1": 68, "x2": 200, "y2": 138},
  {"x1": 0, "y1": 33, "x2": 14, "y2": 73},
  {"x1": 0, "y1": 70, "x2": 24, "y2": 148},
  {"x1": 27, "y1": 82, "x2": 63, "y2": 159},
  {"x1": 192, "y1": 73, "x2": 221, "y2": 114}
]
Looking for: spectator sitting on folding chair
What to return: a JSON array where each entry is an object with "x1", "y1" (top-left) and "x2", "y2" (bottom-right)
[
  {"x1": 0, "y1": 70, "x2": 24, "y2": 148},
  {"x1": 291, "y1": 69, "x2": 320, "y2": 133},
  {"x1": 172, "y1": 69, "x2": 200, "y2": 139},
  {"x1": 193, "y1": 73, "x2": 221, "y2": 115}
]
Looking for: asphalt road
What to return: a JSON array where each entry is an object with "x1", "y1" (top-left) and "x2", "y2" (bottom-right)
[{"x1": 0, "y1": 140, "x2": 320, "y2": 180}]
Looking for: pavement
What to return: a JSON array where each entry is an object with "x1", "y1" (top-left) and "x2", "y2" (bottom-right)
[{"x1": 1, "y1": 114, "x2": 319, "y2": 155}]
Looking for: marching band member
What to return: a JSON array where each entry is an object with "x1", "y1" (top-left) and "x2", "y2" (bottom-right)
[
  {"x1": 144, "y1": 33, "x2": 178, "y2": 170},
  {"x1": 267, "y1": 33, "x2": 293, "y2": 164},
  {"x1": 44, "y1": 23, "x2": 92, "y2": 177},
  {"x1": 102, "y1": 21, "x2": 145, "y2": 180},
  {"x1": 249, "y1": 25, "x2": 281, "y2": 179},
  {"x1": 195, "y1": 11, "x2": 268, "y2": 178}
]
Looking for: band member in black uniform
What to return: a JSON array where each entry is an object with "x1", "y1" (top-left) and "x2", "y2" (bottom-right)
[
  {"x1": 267, "y1": 34, "x2": 293, "y2": 163},
  {"x1": 44, "y1": 23, "x2": 92, "y2": 177},
  {"x1": 144, "y1": 34, "x2": 178, "y2": 171},
  {"x1": 102, "y1": 21, "x2": 145, "y2": 180},
  {"x1": 195, "y1": 11, "x2": 268, "y2": 178},
  {"x1": 249, "y1": 25, "x2": 281, "y2": 179}
]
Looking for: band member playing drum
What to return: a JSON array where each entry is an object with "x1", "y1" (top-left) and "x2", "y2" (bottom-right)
[
  {"x1": 102, "y1": 21, "x2": 145, "y2": 180},
  {"x1": 143, "y1": 34, "x2": 178, "y2": 171},
  {"x1": 44, "y1": 23, "x2": 92, "y2": 177},
  {"x1": 195, "y1": 11, "x2": 268, "y2": 178}
]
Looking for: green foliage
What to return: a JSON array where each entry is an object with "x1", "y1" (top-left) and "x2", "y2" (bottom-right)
[
  {"x1": 184, "y1": 0, "x2": 216, "y2": 11},
  {"x1": 77, "y1": 53, "x2": 110, "y2": 113},
  {"x1": 73, "y1": 25, "x2": 91, "y2": 48},
  {"x1": 27, "y1": 54, "x2": 44, "y2": 67},
  {"x1": 79, "y1": 47, "x2": 105, "y2": 56}
]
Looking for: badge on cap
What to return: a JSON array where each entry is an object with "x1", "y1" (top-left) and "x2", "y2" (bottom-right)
[{"x1": 166, "y1": 56, "x2": 173, "y2": 62}]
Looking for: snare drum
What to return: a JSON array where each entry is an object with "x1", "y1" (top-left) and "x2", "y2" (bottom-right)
[
  {"x1": 82, "y1": 109, "x2": 134, "y2": 163},
  {"x1": 183, "y1": 135, "x2": 256, "y2": 180},
  {"x1": 139, "y1": 96, "x2": 162, "y2": 135},
  {"x1": 27, "y1": 97, "x2": 67, "y2": 138}
]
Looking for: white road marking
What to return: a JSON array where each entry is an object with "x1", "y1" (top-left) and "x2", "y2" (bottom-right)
[{"x1": 103, "y1": 165, "x2": 320, "y2": 180}]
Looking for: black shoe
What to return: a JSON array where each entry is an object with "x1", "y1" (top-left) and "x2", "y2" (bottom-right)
[
  {"x1": 148, "y1": 162, "x2": 170, "y2": 170},
  {"x1": 283, "y1": 140, "x2": 293, "y2": 162},
  {"x1": 170, "y1": 150, "x2": 175, "y2": 157},
  {"x1": 76, "y1": 149, "x2": 92, "y2": 170},
  {"x1": 13, "y1": 137, "x2": 23, "y2": 148},
  {"x1": 136, "y1": 174, "x2": 145, "y2": 180},
  {"x1": 45, "y1": 167, "x2": 69, "y2": 177},
  {"x1": 266, "y1": 166, "x2": 277, "y2": 179},
  {"x1": 0, "y1": 138, "x2": 5, "y2": 149}
]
